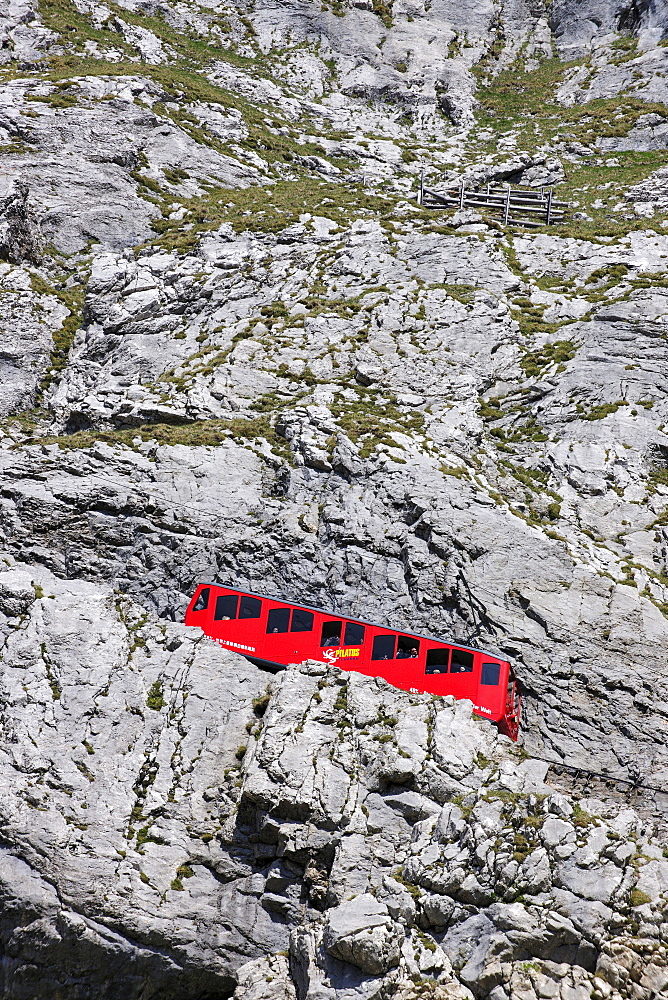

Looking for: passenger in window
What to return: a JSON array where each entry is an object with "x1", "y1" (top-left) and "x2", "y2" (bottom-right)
[
  {"x1": 323, "y1": 636, "x2": 340, "y2": 646},
  {"x1": 397, "y1": 644, "x2": 419, "y2": 659}
]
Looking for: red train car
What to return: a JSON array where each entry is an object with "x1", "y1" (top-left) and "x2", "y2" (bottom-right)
[{"x1": 185, "y1": 583, "x2": 521, "y2": 740}]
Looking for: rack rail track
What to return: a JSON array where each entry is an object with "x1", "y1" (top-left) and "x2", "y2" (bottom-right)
[{"x1": 532, "y1": 755, "x2": 667, "y2": 797}]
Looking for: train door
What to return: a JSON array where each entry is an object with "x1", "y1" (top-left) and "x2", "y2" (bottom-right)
[
  {"x1": 423, "y1": 645, "x2": 478, "y2": 700},
  {"x1": 318, "y1": 619, "x2": 366, "y2": 671},
  {"x1": 367, "y1": 632, "x2": 421, "y2": 691},
  {"x1": 210, "y1": 590, "x2": 264, "y2": 650},
  {"x1": 264, "y1": 604, "x2": 317, "y2": 664},
  {"x1": 477, "y1": 659, "x2": 505, "y2": 721},
  {"x1": 186, "y1": 585, "x2": 212, "y2": 628}
]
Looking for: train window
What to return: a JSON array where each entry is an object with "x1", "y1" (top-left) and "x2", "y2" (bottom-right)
[
  {"x1": 267, "y1": 608, "x2": 290, "y2": 633},
  {"x1": 372, "y1": 634, "x2": 396, "y2": 660},
  {"x1": 344, "y1": 622, "x2": 365, "y2": 646},
  {"x1": 214, "y1": 594, "x2": 238, "y2": 620},
  {"x1": 291, "y1": 609, "x2": 314, "y2": 632},
  {"x1": 397, "y1": 636, "x2": 420, "y2": 659},
  {"x1": 240, "y1": 596, "x2": 262, "y2": 619},
  {"x1": 481, "y1": 662, "x2": 501, "y2": 686},
  {"x1": 425, "y1": 648, "x2": 449, "y2": 674},
  {"x1": 321, "y1": 621, "x2": 342, "y2": 647},
  {"x1": 451, "y1": 648, "x2": 474, "y2": 673},
  {"x1": 193, "y1": 587, "x2": 210, "y2": 612}
]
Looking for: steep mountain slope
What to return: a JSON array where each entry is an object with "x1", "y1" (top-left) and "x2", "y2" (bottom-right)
[
  {"x1": 1, "y1": 560, "x2": 667, "y2": 1000},
  {"x1": 1, "y1": 0, "x2": 668, "y2": 996}
]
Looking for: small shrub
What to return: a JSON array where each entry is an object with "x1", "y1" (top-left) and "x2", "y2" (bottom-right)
[
  {"x1": 252, "y1": 691, "x2": 271, "y2": 717},
  {"x1": 146, "y1": 681, "x2": 166, "y2": 711},
  {"x1": 576, "y1": 400, "x2": 628, "y2": 421},
  {"x1": 441, "y1": 464, "x2": 468, "y2": 478},
  {"x1": 521, "y1": 340, "x2": 577, "y2": 378},
  {"x1": 572, "y1": 802, "x2": 595, "y2": 828},
  {"x1": 372, "y1": 0, "x2": 393, "y2": 27}
]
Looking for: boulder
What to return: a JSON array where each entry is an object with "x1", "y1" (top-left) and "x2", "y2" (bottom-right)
[{"x1": 323, "y1": 894, "x2": 405, "y2": 975}]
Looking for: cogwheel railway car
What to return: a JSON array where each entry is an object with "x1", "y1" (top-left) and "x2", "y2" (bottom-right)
[{"x1": 185, "y1": 583, "x2": 521, "y2": 741}]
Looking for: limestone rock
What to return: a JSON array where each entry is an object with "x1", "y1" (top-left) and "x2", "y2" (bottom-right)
[
  {"x1": 0, "y1": 558, "x2": 273, "y2": 998},
  {"x1": 0, "y1": 180, "x2": 41, "y2": 264},
  {"x1": 324, "y1": 894, "x2": 405, "y2": 975},
  {"x1": 1, "y1": 0, "x2": 668, "y2": 996}
]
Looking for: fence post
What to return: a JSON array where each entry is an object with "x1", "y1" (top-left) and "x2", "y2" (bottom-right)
[
  {"x1": 419, "y1": 167, "x2": 424, "y2": 206},
  {"x1": 546, "y1": 190, "x2": 553, "y2": 225},
  {"x1": 504, "y1": 184, "x2": 511, "y2": 225}
]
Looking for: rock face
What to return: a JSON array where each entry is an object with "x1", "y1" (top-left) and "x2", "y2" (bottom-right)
[
  {"x1": 2, "y1": 0, "x2": 668, "y2": 996},
  {"x1": 0, "y1": 560, "x2": 274, "y2": 998},
  {"x1": 550, "y1": 0, "x2": 668, "y2": 55},
  {"x1": 0, "y1": 180, "x2": 42, "y2": 264},
  {"x1": 1, "y1": 559, "x2": 667, "y2": 1000}
]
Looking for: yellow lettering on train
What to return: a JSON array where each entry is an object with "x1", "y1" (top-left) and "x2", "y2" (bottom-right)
[{"x1": 335, "y1": 648, "x2": 360, "y2": 658}]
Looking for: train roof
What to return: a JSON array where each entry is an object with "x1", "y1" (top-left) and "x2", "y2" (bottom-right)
[{"x1": 198, "y1": 581, "x2": 510, "y2": 663}]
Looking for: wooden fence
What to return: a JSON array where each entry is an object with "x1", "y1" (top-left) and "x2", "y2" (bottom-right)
[{"x1": 419, "y1": 177, "x2": 568, "y2": 228}]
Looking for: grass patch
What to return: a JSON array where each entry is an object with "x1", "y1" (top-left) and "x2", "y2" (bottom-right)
[
  {"x1": 647, "y1": 463, "x2": 668, "y2": 494},
  {"x1": 35, "y1": 0, "x2": 253, "y2": 72},
  {"x1": 147, "y1": 177, "x2": 395, "y2": 254},
  {"x1": 511, "y1": 298, "x2": 564, "y2": 340},
  {"x1": 499, "y1": 460, "x2": 549, "y2": 491},
  {"x1": 330, "y1": 391, "x2": 424, "y2": 458},
  {"x1": 29, "y1": 274, "x2": 85, "y2": 399},
  {"x1": 476, "y1": 54, "x2": 668, "y2": 147},
  {"x1": 170, "y1": 863, "x2": 195, "y2": 891},
  {"x1": 471, "y1": 52, "x2": 668, "y2": 239},
  {"x1": 572, "y1": 802, "x2": 596, "y2": 828},
  {"x1": 29, "y1": 415, "x2": 293, "y2": 461},
  {"x1": 520, "y1": 339, "x2": 578, "y2": 378},
  {"x1": 441, "y1": 464, "x2": 468, "y2": 478},
  {"x1": 575, "y1": 400, "x2": 629, "y2": 421},
  {"x1": 136, "y1": 825, "x2": 165, "y2": 848},
  {"x1": 252, "y1": 691, "x2": 271, "y2": 717},
  {"x1": 585, "y1": 263, "x2": 630, "y2": 287},
  {"x1": 372, "y1": 0, "x2": 393, "y2": 28},
  {"x1": 26, "y1": 88, "x2": 80, "y2": 109}
]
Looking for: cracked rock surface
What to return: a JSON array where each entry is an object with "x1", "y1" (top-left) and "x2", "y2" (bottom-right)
[
  {"x1": 1, "y1": 560, "x2": 667, "y2": 1000},
  {"x1": 2, "y1": 0, "x2": 668, "y2": 996}
]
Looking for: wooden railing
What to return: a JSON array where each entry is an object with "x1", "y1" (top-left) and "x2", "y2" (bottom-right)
[{"x1": 419, "y1": 178, "x2": 568, "y2": 228}]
